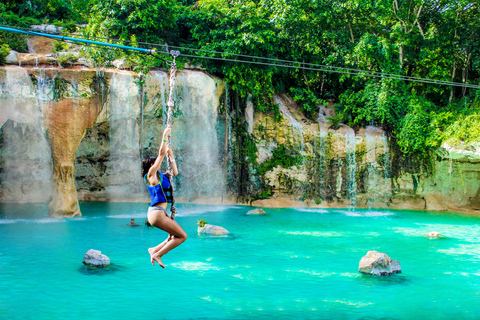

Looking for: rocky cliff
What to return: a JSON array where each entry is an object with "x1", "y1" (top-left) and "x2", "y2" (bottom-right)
[{"x1": 1, "y1": 64, "x2": 479, "y2": 216}]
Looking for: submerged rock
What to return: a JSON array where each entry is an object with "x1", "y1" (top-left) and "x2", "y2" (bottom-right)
[
  {"x1": 198, "y1": 224, "x2": 229, "y2": 235},
  {"x1": 247, "y1": 208, "x2": 266, "y2": 215},
  {"x1": 425, "y1": 231, "x2": 444, "y2": 239},
  {"x1": 83, "y1": 249, "x2": 110, "y2": 267},
  {"x1": 359, "y1": 251, "x2": 401, "y2": 276}
]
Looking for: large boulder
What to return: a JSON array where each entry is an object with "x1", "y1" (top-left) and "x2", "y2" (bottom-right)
[
  {"x1": 83, "y1": 249, "x2": 110, "y2": 267},
  {"x1": 247, "y1": 208, "x2": 266, "y2": 215},
  {"x1": 359, "y1": 251, "x2": 401, "y2": 276},
  {"x1": 198, "y1": 224, "x2": 229, "y2": 235}
]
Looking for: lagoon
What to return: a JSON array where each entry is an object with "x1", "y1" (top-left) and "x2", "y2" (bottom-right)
[{"x1": 1, "y1": 203, "x2": 479, "y2": 319}]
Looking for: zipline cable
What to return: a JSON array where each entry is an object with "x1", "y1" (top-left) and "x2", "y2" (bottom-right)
[
  {"x1": 1, "y1": 25, "x2": 478, "y2": 89},
  {"x1": 0, "y1": 26, "x2": 157, "y2": 55},
  {"x1": 179, "y1": 53, "x2": 479, "y2": 89}
]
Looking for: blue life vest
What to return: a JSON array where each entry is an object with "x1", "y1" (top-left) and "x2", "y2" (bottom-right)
[{"x1": 145, "y1": 171, "x2": 172, "y2": 206}]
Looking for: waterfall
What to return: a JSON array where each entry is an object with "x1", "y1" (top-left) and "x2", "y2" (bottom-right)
[
  {"x1": 364, "y1": 126, "x2": 390, "y2": 207},
  {"x1": 381, "y1": 133, "x2": 391, "y2": 199},
  {"x1": 107, "y1": 71, "x2": 143, "y2": 200},
  {"x1": 345, "y1": 127, "x2": 357, "y2": 206},
  {"x1": 36, "y1": 68, "x2": 51, "y2": 130},
  {"x1": 273, "y1": 95, "x2": 305, "y2": 150},
  {"x1": 148, "y1": 70, "x2": 225, "y2": 201},
  {"x1": 175, "y1": 71, "x2": 225, "y2": 200},
  {"x1": 317, "y1": 104, "x2": 327, "y2": 122},
  {"x1": 245, "y1": 96, "x2": 254, "y2": 134},
  {"x1": 313, "y1": 127, "x2": 328, "y2": 201},
  {"x1": 0, "y1": 66, "x2": 52, "y2": 202}
]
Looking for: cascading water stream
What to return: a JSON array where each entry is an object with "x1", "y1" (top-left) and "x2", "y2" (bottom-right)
[
  {"x1": 274, "y1": 95, "x2": 305, "y2": 151},
  {"x1": 107, "y1": 71, "x2": 143, "y2": 200},
  {"x1": 314, "y1": 130, "x2": 328, "y2": 201},
  {"x1": 365, "y1": 126, "x2": 378, "y2": 207},
  {"x1": 381, "y1": 133, "x2": 391, "y2": 200},
  {"x1": 317, "y1": 104, "x2": 327, "y2": 122},
  {"x1": 148, "y1": 70, "x2": 225, "y2": 201},
  {"x1": 345, "y1": 128, "x2": 357, "y2": 207},
  {"x1": 364, "y1": 126, "x2": 390, "y2": 207},
  {"x1": 0, "y1": 66, "x2": 52, "y2": 202}
]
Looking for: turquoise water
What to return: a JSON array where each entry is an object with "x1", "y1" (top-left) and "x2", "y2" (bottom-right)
[{"x1": 1, "y1": 203, "x2": 480, "y2": 319}]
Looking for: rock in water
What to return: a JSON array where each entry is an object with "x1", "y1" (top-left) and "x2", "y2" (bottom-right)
[
  {"x1": 198, "y1": 224, "x2": 229, "y2": 235},
  {"x1": 358, "y1": 251, "x2": 401, "y2": 276},
  {"x1": 83, "y1": 249, "x2": 110, "y2": 267},
  {"x1": 425, "y1": 231, "x2": 443, "y2": 239},
  {"x1": 247, "y1": 208, "x2": 266, "y2": 215}
]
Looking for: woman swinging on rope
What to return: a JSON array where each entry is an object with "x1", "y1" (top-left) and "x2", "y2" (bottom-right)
[{"x1": 142, "y1": 124, "x2": 187, "y2": 268}]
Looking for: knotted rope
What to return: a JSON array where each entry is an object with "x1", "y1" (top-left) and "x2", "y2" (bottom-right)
[{"x1": 165, "y1": 50, "x2": 180, "y2": 219}]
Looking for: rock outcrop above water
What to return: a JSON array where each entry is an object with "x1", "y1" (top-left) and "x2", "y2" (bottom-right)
[
  {"x1": 358, "y1": 251, "x2": 401, "y2": 276},
  {"x1": 425, "y1": 231, "x2": 444, "y2": 239},
  {"x1": 247, "y1": 208, "x2": 266, "y2": 215},
  {"x1": 83, "y1": 249, "x2": 110, "y2": 267},
  {"x1": 198, "y1": 224, "x2": 229, "y2": 235}
]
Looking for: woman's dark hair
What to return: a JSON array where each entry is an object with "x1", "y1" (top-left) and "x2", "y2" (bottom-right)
[{"x1": 142, "y1": 156, "x2": 157, "y2": 177}]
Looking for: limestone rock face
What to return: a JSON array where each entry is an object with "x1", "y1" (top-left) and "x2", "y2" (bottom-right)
[
  {"x1": 359, "y1": 251, "x2": 401, "y2": 276},
  {"x1": 83, "y1": 249, "x2": 110, "y2": 267},
  {"x1": 5, "y1": 51, "x2": 18, "y2": 64},
  {"x1": 424, "y1": 195, "x2": 448, "y2": 211},
  {"x1": 16, "y1": 53, "x2": 56, "y2": 65},
  {"x1": 0, "y1": 67, "x2": 53, "y2": 203},
  {"x1": 247, "y1": 208, "x2": 266, "y2": 215},
  {"x1": 44, "y1": 71, "x2": 105, "y2": 217},
  {"x1": 198, "y1": 224, "x2": 229, "y2": 235},
  {"x1": 27, "y1": 36, "x2": 55, "y2": 54},
  {"x1": 2, "y1": 63, "x2": 480, "y2": 214}
]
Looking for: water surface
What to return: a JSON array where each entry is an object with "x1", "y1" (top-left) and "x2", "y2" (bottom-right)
[{"x1": 1, "y1": 203, "x2": 479, "y2": 319}]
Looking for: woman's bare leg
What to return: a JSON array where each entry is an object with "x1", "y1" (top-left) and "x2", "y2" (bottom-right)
[
  {"x1": 148, "y1": 211, "x2": 187, "y2": 268},
  {"x1": 148, "y1": 236, "x2": 172, "y2": 265}
]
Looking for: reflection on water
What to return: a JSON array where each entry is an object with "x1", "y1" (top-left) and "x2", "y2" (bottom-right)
[{"x1": 78, "y1": 263, "x2": 126, "y2": 276}]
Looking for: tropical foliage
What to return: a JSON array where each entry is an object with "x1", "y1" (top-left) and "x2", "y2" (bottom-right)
[{"x1": 1, "y1": 0, "x2": 479, "y2": 155}]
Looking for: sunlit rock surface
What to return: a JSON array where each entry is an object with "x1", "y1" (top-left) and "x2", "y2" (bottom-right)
[
  {"x1": 246, "y1": 208, "x2": 266, "y2": 215},
  {"x1": 83, "y1": 249, "x2": 110, "y2": 267},
  {"x1": 425, "y1": 231, "x2": 444, "y2": 239},
  {"x1": 45, "y1": 70, "x2": 104, "y2": 217},
  {"x1": 198, "y1": 224, "x2": 229, "y2": 235},
  {"x1": 359, "y1": 251, "x2": 401, "y2": 276},
  {"x1": 5, "y1": 51, "x2": 18, "y2": 64}
]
